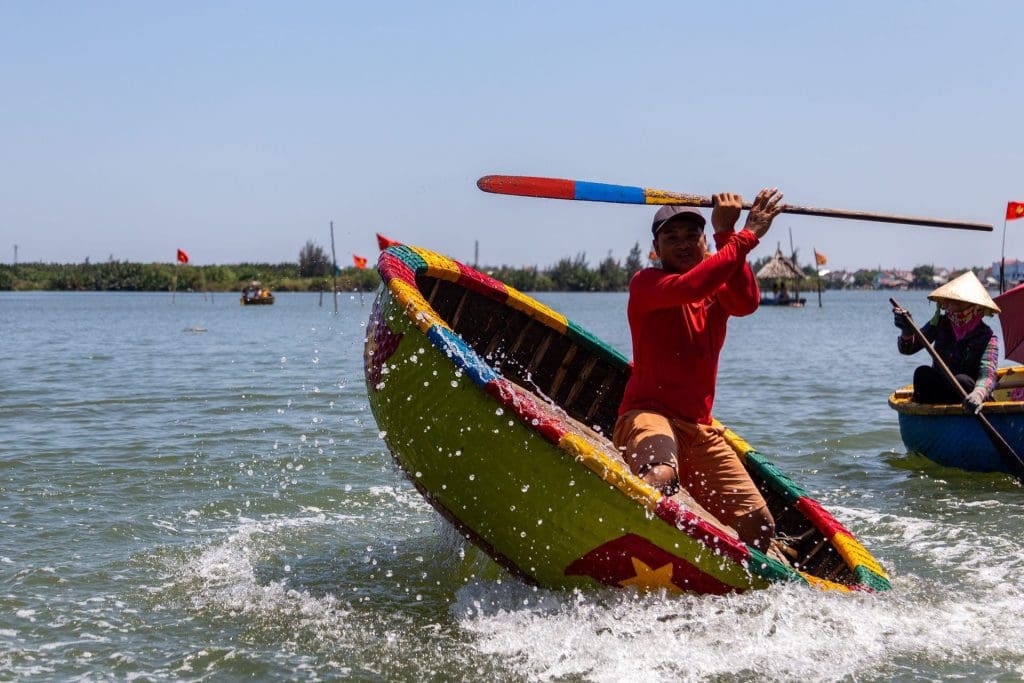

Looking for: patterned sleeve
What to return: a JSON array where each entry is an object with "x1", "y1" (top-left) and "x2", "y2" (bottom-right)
[{"x1": 975, "y1": 333, "x2": 1000, "y2": 396}]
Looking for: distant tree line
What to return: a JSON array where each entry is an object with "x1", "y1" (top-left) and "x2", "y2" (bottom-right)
[
  {"x1": 0, "y1": 240, "x2": 380, "y2": 293},
  {"x1": 487, "y1": 244, "x2": 646, "y2": 292},
  {"x1": 0, "y1": 239, "x2": 983, "y2": 293}
]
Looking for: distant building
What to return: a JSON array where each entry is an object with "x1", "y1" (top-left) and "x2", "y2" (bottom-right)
[
  {"x1": 874, "y1": 270, "x2": 913, "y2": 289},
  {"x1": 992, "y1": 259, "x2": 1024, "y2": 288}
]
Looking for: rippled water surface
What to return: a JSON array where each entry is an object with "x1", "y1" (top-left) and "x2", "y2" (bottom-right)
[{"x1": 2, "y1": 289, "x2": 1023, "y2": 681}]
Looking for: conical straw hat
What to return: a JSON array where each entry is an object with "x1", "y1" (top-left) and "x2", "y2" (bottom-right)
[{"x1": 927, "y1": 271, "x2": 1000, "y2": 315}]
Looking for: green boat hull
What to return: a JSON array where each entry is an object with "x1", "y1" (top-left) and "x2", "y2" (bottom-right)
[{"x1": 364, "y1": 244, "x2": 890, "y2": 595}]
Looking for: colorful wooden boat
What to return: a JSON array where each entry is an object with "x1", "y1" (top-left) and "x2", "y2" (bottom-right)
[
  {"x1": 240, "y1": 280, "x2": 275, "y2": 305},
  {"x1": 364, "y1": 245, "x2": 890, "y2": 594},
  {"x1": 888, "y1": 366, "x2": 1024, "y2": 473}
]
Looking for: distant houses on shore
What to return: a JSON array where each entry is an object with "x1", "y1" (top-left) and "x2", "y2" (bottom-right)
[{"x1": 819, "y1": 260, "x2": 1022, "y2": 291}]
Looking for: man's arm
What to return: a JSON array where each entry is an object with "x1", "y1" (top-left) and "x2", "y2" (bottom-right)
[
  {"x1": 630, "y1": 231, "x2": 758, "y2": 312},
  {"x1": 713, "y1": 231, "x2": 761, "y2": 316},
  {"x1": 711, "y1": 189, "x2": 783, "y2": 315}
]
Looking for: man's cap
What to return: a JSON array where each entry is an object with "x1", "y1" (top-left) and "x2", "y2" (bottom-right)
[
  {"x1": 928, "y1": 271, "x2": 1000, "y2": 315},
  {"x1": 651, "y1": 205, "x2": 706, "y2": 237}
]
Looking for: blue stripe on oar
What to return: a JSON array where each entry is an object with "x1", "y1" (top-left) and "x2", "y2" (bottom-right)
[{"x1": 573, "y1": 181, "x2": 646, "y2": 204}]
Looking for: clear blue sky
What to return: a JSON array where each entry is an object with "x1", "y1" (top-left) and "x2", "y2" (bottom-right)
[{"x1": 2, "y1": 1, "x2": 1022, "y2": 272}]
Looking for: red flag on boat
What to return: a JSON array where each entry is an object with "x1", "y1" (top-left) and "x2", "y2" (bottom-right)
[
  {"x1": 814, "y1": 250, "x2": 827, "y2": 266},
  {"x1": 176, "y1": 249, "x2": 189, "y2": 264},
  {"x1": 376, "y1": 233, "x2": 402, "y2": 250},
  {"x1": 353, "y1": 254, "x2": 368, "y2": 269},
  {"x1": 1008, "y1": 202, "x2": 1024, "y2": 221}
]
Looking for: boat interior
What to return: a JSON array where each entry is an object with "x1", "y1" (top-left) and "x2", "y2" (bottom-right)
[
  {"x1": 892, "y1": 366, "x2": 1024, "y2": 409},
  {"x1": 418, "y1": 273, "x2": 857, "y2": 585}
]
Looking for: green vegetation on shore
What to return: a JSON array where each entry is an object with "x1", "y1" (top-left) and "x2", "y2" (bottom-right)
[
  {"x1": 0, "y1": 243, "x2": 987, "y2": 293},
  {"x1": 0, "y1": 260, "x2": 380, "y2": 293}
]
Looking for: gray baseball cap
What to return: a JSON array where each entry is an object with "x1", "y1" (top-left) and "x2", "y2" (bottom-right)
[{"x1": 651, "y1": 205, "x2": 706, "y2": 236}]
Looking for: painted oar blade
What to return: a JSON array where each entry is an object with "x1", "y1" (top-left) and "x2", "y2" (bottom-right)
[
  {"x1": 477, "y1": 175, "x2": 575, "y2": 200},
  {"x1": 477, "y1": 175, "x2": 648, "y2": 204}
]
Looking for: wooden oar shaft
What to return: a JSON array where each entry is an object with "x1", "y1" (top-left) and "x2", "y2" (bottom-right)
[
  {"x1": 890, "y1": 297, "x2": 1024, "y2": 482},
  {"x1": 477, "y1": 175, "x2": 993, "y2": 232}
]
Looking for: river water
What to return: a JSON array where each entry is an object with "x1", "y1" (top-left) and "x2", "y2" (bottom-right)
[{"x1": 2, "y1": 288, "x2": 1023, "y2": 681}]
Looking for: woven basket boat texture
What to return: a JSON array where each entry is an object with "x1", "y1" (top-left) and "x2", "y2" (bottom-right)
[{"x1": 364, "y1": 245, "x2": 890, "y2": 595}]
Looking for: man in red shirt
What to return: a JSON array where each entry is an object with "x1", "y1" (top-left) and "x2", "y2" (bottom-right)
[{"x1": 613, "y1": 188, "x2": 783, "y2": 550}]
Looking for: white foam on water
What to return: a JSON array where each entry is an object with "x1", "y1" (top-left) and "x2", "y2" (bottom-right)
[
  {"x1": 180, "y1": 513, "x2": 351, "y2": 620},
  {"x1": 161, "y1": 489, "x2": 1024, "y2": 680},
  {"x1": 450, "y1": 503, "x2": 1024, "y2": 681}
]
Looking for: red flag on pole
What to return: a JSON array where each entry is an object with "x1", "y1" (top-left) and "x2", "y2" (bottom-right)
[
  {"x1": 353, "y1": 254, "x2": 368, "y2": 269},
  {"x1": 376, "y1": 233, "x2": 402, "y2": 250},
  {"x1": 176, "y1": 249, "x2": 189, "y2": 264},
  {"x1": 1008, "y1": 202, "x2": 1024, "y2": 221},
  {"x1": 814, "y1": 250, "x2": 827, "y2": 266}
]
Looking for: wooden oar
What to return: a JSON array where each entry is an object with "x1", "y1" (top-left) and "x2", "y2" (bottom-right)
[
  {"x1": 477, "y1": 175, "x2": 993, "y2": 232},
  {"x1": 890, "y1": 297, "x2": 1024, "y2": 483}
]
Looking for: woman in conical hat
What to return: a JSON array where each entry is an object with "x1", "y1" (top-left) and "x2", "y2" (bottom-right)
[{"x1": 893, "y1": 271, "x2": 1001, "y2": 412}]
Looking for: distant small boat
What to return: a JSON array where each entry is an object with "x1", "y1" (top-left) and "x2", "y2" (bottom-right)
[
  {"x1": 756, "y1": 247, "x2": 807, "y2": 309},
  {"x1": 759, "y1": 296, "x2": 807, "y2": 307},
  {"x1": 241, "y1": 280, "x2": 275, "y2": 306},
  {"x1": 889, "y1": 366, "x2": 1024, "y2": 473},
  {"x1": 364, "y1": 244, "x2": 890, "y2": 595}
]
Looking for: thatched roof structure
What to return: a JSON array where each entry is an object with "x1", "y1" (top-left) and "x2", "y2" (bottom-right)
[{"x1": 756, "y1": 246, "x2": 804, "y2": 281}]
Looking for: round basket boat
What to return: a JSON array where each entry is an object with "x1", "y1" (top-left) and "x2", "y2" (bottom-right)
[
  {"x1": 364, "y1": 245, "x2": 890, "y2": 594},
  {"x1": 889, "y1": 366, "x2": 1024, "y2": 473}
]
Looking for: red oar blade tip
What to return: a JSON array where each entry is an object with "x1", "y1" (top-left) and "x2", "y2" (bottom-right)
[{"x1": 477, "y1": 175, "x2": 576, "y2": 200}]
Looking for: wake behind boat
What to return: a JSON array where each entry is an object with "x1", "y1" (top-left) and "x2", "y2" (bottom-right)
[{"x1": 364, "y1": 244, "x2": 889, "y2": 594}]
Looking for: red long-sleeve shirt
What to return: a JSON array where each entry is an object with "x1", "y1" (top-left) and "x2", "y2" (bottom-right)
[{"x1": 619, "y1": 229, "x2": 761, "y2": 424}]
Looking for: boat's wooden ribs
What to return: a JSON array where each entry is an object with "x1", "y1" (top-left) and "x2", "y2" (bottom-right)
[
  {"x1": 563, "y1": 356, "x2": 597, "y2": 410},
  {"x1": 549, "y1": 345, "x2": 578, "y2": 399},
  {"x1": 449, "y1": 289, "x2": 470, "y2": 330},
  {"x1": 508, "y1": 319, "x2": 537, "y2": 359},
  {"x1": 757, "y1": 482, "x2": 855, "y2": 584},
  {"x1": 584, "y1": 367, "x2": 617, "y2": 426},
  {"x1": 426, "y1": 278, "x2": 442, "y2": 306},
  {"x1": 412, "y1": 273, "x2": 628, "y2": 437},
  {"x1": 527, "y1": 330, "x2": 555, "y2": 375}
]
